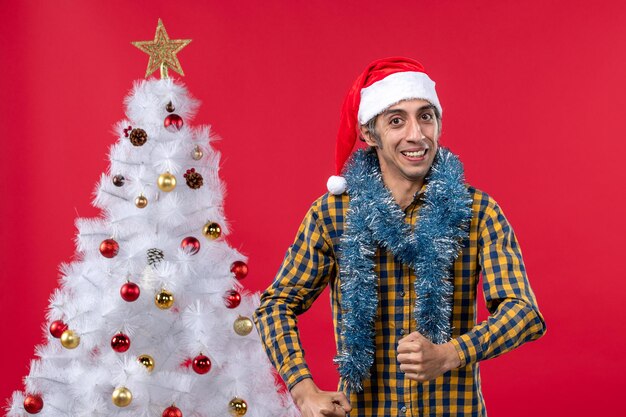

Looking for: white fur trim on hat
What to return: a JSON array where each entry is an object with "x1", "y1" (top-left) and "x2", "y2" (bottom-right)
[
  {"x1": 358, "y1": 71, "x2": 442, "y2": 124},
  {"x1": 327, "y1": 175, "x2": 347, "y2": 195}
]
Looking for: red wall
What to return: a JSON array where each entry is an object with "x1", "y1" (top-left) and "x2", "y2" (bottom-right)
[{"x1": 2, "y1": 1, "x2": 625, "y2": 415}]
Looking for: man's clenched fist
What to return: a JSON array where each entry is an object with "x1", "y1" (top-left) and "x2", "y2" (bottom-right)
[{"x1": 397, "y1": 331, "x2": 461, "y2": 382}]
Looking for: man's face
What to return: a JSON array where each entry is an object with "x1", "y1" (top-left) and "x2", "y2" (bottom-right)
[{"x1": 361, "y1": 99, "x2": 440, "y2": 186}]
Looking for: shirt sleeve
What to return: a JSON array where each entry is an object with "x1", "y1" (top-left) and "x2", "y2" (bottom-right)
[
  {"x1": 253, "y1": 201, "x2": 336, "y2": 390},
  {"x1": 450, "y1": 198, "x2": 546, "y2": 367}
]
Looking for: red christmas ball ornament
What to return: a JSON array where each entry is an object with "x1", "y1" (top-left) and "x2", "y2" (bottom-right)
[
  {"x1": 111, "y1": 333, "x2": 131, "y2": 353},
  {"x1": 164, "y1": 114, "x2": 184, "y2": 131},
  {"x1": 23, "y1": 394, "x2": 43, "y2": 414},
  {"x1": 192, "y1": 354, "x2": 212, "y2": 374},
  {"x1": 100, "y1": 239, "x2": 119, "y2": 258},
  {"x1": 180, "y1": 237, "x2": 200, "y2": 255},
  {"x1": 49, "y1": 320, "x2": 68, "y2": 338},
  {"x1": 163, "y1": 405, "x2": 183, "y2": 417},
  {"x1": 225, "y1": 290, "x2": 241, "y2": 309},
  {"x1": 120, "y1": 282, "x2": 140, "y2": 302},
  {"x1": 230, "y1": 261, "x2": 248, "y2": 280}
]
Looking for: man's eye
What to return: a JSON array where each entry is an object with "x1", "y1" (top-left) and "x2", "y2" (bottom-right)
[
  {"x1": 421, "y1": 113, "x2": 433, "y2": 121},
  {"x1": 390, "y1": 117, "x2": 402, "y2": 125}
]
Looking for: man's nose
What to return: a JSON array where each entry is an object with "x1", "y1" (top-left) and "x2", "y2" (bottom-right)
[{"x1": 407, "y1": 119, "x2": 423, "y2": 140}]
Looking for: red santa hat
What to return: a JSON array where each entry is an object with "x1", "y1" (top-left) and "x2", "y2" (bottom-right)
[{"x1": 327, "y1": 57, "x2": 442, "y2": 194}]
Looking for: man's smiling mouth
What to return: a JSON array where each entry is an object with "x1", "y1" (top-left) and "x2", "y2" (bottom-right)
[{"x1": 401, "y1": 149, "x2": 428, "y2": 158}]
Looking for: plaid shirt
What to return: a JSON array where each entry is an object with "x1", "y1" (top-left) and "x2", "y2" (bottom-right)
[{"x1": 254, "y1": 186, "x2": 546, "y2": 417}]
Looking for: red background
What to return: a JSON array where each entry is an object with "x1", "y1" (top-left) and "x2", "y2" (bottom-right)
[{"x1": 1, "y1": 1, "x2": 625, "y2": 415}]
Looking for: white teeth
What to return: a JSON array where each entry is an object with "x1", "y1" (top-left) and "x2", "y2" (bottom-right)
[{"x1": 403, "y1": 150, "x2": 426, "y2": 157}]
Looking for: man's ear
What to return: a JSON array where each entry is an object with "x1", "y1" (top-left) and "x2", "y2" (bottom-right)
[{"x1": 359, "y1": 125, "x2": 378, "y2": 147}]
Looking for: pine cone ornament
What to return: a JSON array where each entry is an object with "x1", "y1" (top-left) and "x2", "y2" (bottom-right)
[
  {"x1": 129, "y1": 128, "x2": 148, "y2": 146},
  {"x1": 147, "y1": 248, "x2": 164, "y2": 266},
  {"x1": 184, "y1": 168, "x2": 203, "y2": 189}
]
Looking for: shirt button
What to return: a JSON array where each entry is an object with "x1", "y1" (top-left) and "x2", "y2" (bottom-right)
[
  {"x1": 399, "y1": 329, "x2": 406, "y2": 336},
  {"x1": 400, "y1": 291, "x2": 406, "y2": 297},
  {"x1": 400, "y1": 405, "x2": 407, "y2": 413}
]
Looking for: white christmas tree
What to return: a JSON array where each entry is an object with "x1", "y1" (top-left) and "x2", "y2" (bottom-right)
[{"x1": 6, "y1": 20, "x2": 297, "y2": 417}]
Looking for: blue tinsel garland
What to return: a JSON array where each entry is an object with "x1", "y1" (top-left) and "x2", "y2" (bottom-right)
[{"x1": 334, "y1": 147, "x2": 472, "y2": 393}]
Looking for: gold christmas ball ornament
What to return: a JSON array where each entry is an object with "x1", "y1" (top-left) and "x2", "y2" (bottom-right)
[
  {"x1": 138, "y1": 354, "x2": 155, "y2": 372},
  {"x1": 112, "y1": 386, "x2": 133, "y2": 407},
  {"x1": 60, "y1": 329, "x2": 80, "y2": 349},
  {"x1": 233, "y1": 316, "x2": 254, "y2": 336},
  {"x1": 202, "y1": 222, "x2": 222, "y2": 240},
  {"x1": 135, "y1": 195, "x2": 148, "y2": 208},
  {"x1": 192, "y1": 145, "x2": 204, "y2": 160},
  {"x1": 157, "y1": 172, "x2": 177, "y2": 192},
  {"x1": 229, "y1": 398, "x2": 248, "y2": 417},
  {"x1": 155, "y1": 289, "x2": 174, "y2": 309}
]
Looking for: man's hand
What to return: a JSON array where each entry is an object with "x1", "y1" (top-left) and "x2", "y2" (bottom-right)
[
  {"x1": 290, "y1": 378, "x2": 352, "y2": 417},
  {"x1": 397, "y1": 331, "x2": 461, "y2": 382}
]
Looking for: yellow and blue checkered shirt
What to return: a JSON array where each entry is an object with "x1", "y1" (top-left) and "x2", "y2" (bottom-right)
[{"x1": 254, "y1": 186, "x2": 546, "y2": 417}]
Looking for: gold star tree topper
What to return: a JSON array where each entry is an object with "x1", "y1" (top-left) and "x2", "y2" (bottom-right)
[{"x1": 132, "y1": 19, "x2": 192, "y2": 79}]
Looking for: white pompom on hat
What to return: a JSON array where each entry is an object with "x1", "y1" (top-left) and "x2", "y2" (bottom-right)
[
  {"x1": 326, "y1": 175, "x2": 347, "y2": 195},
  {"x1": 328, "y1": 57, "x2": 442, "y2": 194}
]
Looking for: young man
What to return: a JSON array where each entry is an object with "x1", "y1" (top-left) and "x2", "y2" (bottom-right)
[{"x1": 253, "y1": 57, "x2": 546, "y2": 417}]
